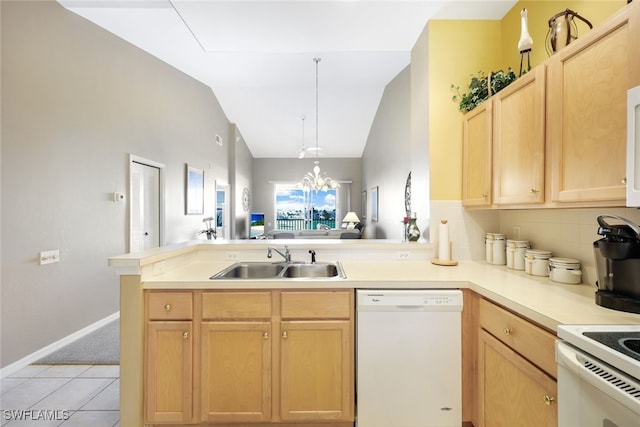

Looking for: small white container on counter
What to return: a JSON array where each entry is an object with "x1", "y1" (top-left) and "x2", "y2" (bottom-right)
[
  {"x1": 486, "y1": 233, "x2": 506, "y2": 265},
  {"x1": 506, "y1": 240, "x2": 530, "y2": 270},
  {"x1": 549, "y1": 258, "x2": 582, "y2": 284},
  {"x1": 525, "y1": 249, "x2": 552, "y2": 276}
]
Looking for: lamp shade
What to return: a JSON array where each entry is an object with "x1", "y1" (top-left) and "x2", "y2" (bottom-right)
[{"x1": 342, "y1": 212, "x2": 360, "y2": 224}]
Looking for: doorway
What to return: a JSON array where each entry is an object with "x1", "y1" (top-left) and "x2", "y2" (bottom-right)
[{"x1": 129, "y1": 155, "x2": 165, "y2": 253}]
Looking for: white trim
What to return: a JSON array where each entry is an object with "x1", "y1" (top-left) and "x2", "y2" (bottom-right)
[{"x1": 0, "y1": 312, "x2": 120, "y2": 378}]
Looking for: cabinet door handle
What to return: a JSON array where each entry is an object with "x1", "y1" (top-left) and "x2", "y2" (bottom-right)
[
  {"x1": 503, "y1": 327, "x2": 512, "y2": 336},
  {"x1": 182, "y1": 331, "x2": 189, "y2": 339},
  {"x1": 164, "y1": 304, "x2": 172, "y2": 312},
  {"x1": 482, "y1": 193, "x2": 488, "y2": 199},
  {"x1": 622, "y1": 177, "x2": 628, "y2": 184},
  {"x1": 543, "y1": 395, "x2": 555, "y2": 406},
  {"x1": 282, "y1": 331, "x2": 288, "y2": 339},
  {"x1": 263, "y1": 332, "x2": 269, "y2": 339},
  {"x1": 530, "y1": 188, "x2": 540, "y2": 194}
]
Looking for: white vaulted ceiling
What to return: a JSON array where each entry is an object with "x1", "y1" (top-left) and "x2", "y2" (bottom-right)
[{"x1": 58, "y1": 0, "x2": 516, "y2": 158}]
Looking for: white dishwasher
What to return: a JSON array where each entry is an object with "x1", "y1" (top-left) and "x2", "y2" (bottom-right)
[{"x1": 356, "y1": 289, "x2": 463, "y2": 427}]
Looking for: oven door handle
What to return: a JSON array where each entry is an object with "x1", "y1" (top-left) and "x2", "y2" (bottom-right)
[{"x1": 557, "y1": 342, "x2": 640, "y2": 414}]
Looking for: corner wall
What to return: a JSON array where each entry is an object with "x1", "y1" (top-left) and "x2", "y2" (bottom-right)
[
  {"x1": 1, "y1": 1, "x2": 238, "y2": 367},
  {"x1": 361, "y1": 66, "x2": 411, "y2": 239}
]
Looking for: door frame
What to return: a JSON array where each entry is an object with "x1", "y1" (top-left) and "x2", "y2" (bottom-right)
[
  {"x1": 215, "y1": 182, "x2": 231, "y2": 240},
  {"x1": 129, "y1": 154, "x2": 166, "y2": 252}
]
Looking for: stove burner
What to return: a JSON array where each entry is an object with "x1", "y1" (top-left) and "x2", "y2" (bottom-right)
[
  {"x1": 621, "y1": 338, "x2": 640, "y2": 355},
  {"x1": 584, "y1": 332, "x2": 640, "y2": 362}
]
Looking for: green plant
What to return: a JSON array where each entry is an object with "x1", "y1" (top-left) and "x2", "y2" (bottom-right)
[{"x1": 451, "y1": 67, "x2": 518, "y2": 113}]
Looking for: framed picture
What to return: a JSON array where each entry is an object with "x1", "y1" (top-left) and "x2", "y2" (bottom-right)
[
  {"x1": 371, "y1": 186, "x2": 379, "y2": 222},
  {"x1": 186, "y1": 165, "x2": 204, "y2": 215},
  {"x1": 361, "y1": 190, "x2": 367, "y2": 219}
]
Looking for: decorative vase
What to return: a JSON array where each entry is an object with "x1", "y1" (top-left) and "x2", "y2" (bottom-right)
[{"x1": 408, "y1": 216, "x2": 420, "y2": 242}]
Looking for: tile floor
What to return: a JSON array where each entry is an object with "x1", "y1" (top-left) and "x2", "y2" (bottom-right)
[{"x1": 0, "y1": 365, "x2": 119, "y2": 427}]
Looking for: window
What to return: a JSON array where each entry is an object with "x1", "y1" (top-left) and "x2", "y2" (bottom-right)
[{"x1": 275, "y1": 184, "x2": 337, "y2": 230}]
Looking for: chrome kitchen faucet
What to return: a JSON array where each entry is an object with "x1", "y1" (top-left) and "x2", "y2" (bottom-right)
[{"x1": 267, "y1": 245, "x2": 291, "y2": 263}]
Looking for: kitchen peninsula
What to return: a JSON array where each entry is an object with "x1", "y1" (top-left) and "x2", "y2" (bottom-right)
[{"x1": 110, "y1": 240, "x2": 640, "y2": 427}]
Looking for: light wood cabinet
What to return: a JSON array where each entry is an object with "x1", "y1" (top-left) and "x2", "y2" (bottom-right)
[
  {"x1": 493, "y1": 66, "x2": 546, "y2": 206},
  {"x1": 479, "y1": 330, "x2": 557, "y2": 427},
  {"x1": 280, "y1": 291, "x2": 353, "y2": 421},
  {"x1": 201, "y1": 321, "x2": 272, "y2": 423},
  {"x1": 547, "y1": 7, "x2": 630, "y2": 205},
  {"x1": 477, "y1": 298, "x2": 557, "y2": 427},
  {"x1": 145, "y1": 292, "x2": 194, "y2": 424},
  {"x1": 462, "y1": 101, "x2": 493, "y2": 207},
  {"x1": 462, "y1": 3, "x2": 636, "y2": 209},
  {"x1": 200, "y1": 291, "x2": 273, "y2": 423},
  {"x1": 144, "y1": 289, "x2": 354, "y2": 425},
  {"x1": 479, "y1": 298, "x2": 557, "y2": 378}
]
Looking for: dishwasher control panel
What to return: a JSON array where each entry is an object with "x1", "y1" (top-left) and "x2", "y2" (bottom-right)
[{"x1": 357, "y1": 289, "x2": 463, "y2": 311}]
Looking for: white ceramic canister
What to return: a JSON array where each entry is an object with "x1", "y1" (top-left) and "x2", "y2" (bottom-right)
[
  {"x1": 485, "y1": 233, "x2": 496, "y2": 264},
  {"x1": 492, "y1": 234, "x2": 507, "y2": 265},
  {"x1": 525, "y1": 249, "x2": 552, "y2": 276},
  {"x1": 549, "y1": 258, "x2": 582, "y2": 284},
  {"x1": 506, "y1": 240, "x2": 531, "y2": 270}
]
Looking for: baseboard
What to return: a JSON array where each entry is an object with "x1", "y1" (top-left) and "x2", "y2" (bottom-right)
[{"x1": 0, "y1": 311, "x2": 120, "y2": 378}]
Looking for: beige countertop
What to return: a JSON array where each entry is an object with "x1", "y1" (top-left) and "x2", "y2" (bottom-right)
[{"x1": 141, "y1": 257, "x2": 640, "y2": 332}]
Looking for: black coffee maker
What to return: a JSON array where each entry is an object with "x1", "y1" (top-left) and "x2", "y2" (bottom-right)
[{"x1": 594, "y1": 215, "x2": 640, "y2": 314}]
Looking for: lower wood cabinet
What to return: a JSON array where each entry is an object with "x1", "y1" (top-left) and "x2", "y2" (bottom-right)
[
  {"x1": 478, "y1": 330, "x2": 557, "y2": 427},
  {"x1": 477, "y1": 298, "x2": 558, "y2": 427},
  {"x1": 145, "y1": 321, "x2": 193, "y2": 424},
  {"x1": 280, "y1": 320, "x2": 352, "y2": 421},
  {"x1": 200, "y1": 321, "x2": 272, "y2": 423},
  {"x1": 145, "y1": 291, "x2": 194, "y2": 424},
  {"x1": 144, "y1": 289, "x2": 354, "y2": 425}
]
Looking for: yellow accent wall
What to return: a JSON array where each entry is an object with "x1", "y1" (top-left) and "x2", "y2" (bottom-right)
[
  {"x1": 428, "y1": 20, "x2": 502, "y2": 200},
  {"x1": 500, "y1": 1, "x2": 626, "y2": 73},
  {"x1": 428, "y1": 0, "x2": 626, "y2": 201}
]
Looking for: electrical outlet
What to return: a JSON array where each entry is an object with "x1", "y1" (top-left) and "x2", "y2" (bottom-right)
[
  {"x1": 397, "y1": 251, "x2": 410, "y2": 260},
  {"x1": 226, "y1": 251, "x2": 240, "y2": 260},
  {"x1": 512, "y1": 226, "x2": 521, "y2": 240},
  {"x1": 40, "y1": 250, "x2": 60, "y2": 265}
]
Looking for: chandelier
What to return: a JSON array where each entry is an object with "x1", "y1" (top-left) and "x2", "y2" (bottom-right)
[{"x1": 297, "y1": 58, "x2": 339, "y2": 192}]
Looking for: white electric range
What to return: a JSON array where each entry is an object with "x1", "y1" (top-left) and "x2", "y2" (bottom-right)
[{"x1": 557, "y1": 324, "x2": 640, "y2": 426}]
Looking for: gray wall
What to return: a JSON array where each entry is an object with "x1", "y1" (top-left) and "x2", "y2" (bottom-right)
[
  {"x1": 1, "y1": 1, "x2": 247, "y2": 367},
  {"x1": 361, "y1": 66, "x2": 412, "y2": 239},
  {"x1": 231, "y1": 125, "x2": 254, "y2": 238},
  {"x1": 252, "y1": 158, "x2": 362, "y2": 233}
]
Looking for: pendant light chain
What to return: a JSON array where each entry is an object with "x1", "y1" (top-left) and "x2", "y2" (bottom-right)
[
  {"x1": 296, "y1": 57, "x2": 339, "y2": 192},
  {"x1": 315, "y1": 57, "x2": 320, "y2": 157}
]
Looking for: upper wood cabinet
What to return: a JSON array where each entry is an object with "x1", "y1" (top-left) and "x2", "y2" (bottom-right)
[
  {"x1": 462, "y1": 101, "x2": 493, "y2": 207},
  {"x1": 547, "y1": 7, "x2": 630, "y2": 205},
  {"x1": 462, "y1": 3, "x2": 636, "y2": 209},
  {"x1": 493, "y1": 66, "x2": 546, "y2": 206}
]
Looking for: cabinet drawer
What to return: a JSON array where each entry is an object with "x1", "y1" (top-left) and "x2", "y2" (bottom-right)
[
  {"x1": 147, "y1": 291, "x2": 193, "y2": 320},
  {"x1": 281, "y1": 291, "x2": 352, "y2": 319},
  {"x1": 202, "y1": 291, "x2": 272, "y2": 320},
  {"x1": 479, "y1": 298, "x2": 557, "y2": 378}
]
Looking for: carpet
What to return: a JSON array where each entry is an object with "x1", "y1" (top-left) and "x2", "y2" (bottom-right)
[{"x1": 35, "y1": 318, "x2": 119, "y2": 365}]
